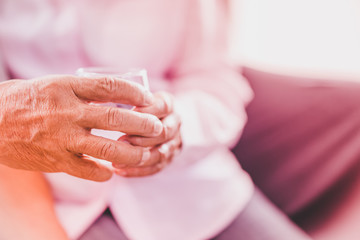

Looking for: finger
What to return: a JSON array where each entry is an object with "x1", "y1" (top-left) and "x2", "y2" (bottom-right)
[
  {"x1": 79, "y1": 105, "x2": 163, "y2": 137},
  {"x1": 64, "y1": 154, "x2": 113, "y2": 182},
  {"x1": 114, "y1": 133, "x2": 182, "y2": 169},
  {"x1": 114, "y1": 137, "x2": 181, "y2": 177},
  {"x1": 125, "y1": 113, "x2": 181, "y2": 147},
  {"x1": 67, "y1": 133, "x2": 151, "y2": 166},
  {"x1": 157, "y1": 133, "x2": 182, "y2": 164},
  {"x1": 134, "y1": 92, "x2": 173, "y2": 118},
  {"x1": 113, "y1": 145, "x2": 163, "y2": 169},
  {"x1": 114, "y1": 147, "x2": 169, "y2": 177},
  {"x1": 114, "y1": 164, "x2": 164, "y2": 178},
  {"x1": 68, "y1": 75, "x2": 154, "y2": 106},
  {"x1": 112, "y1": 141, "x2": 179, "y2": 178},
  {"x1": 142, "y1": 132, "x2": 182, "y2": 167}
]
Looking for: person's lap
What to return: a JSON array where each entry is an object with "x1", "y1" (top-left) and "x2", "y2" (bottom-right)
[{"x1": 79, "y1": 189, "x2": 310, "y2": 240}]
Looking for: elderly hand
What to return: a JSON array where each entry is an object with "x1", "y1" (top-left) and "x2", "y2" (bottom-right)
[
  {"x1": 114, "y1": 92, "x2": 182, "y2": 177},
  {"x1": 0, "y1": 75, "x2": 163, "y2": 181}
]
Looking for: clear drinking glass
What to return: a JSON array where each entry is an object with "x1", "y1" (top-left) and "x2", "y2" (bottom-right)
[
  {"x1": 76, "y1": 67, "x2": 149, "y2": 167},
  {"x1": 77, "y1": 67, "x2": 149, "y2": 108}
]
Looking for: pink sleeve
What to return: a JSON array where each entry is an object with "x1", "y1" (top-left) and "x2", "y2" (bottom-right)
[{"x1": 169, "y1": 1, "x2": 253, "y2": 163}]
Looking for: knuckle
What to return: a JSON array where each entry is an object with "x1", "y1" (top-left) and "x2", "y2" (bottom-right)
[
  {"x1": 67, "y1": 76, "x2": 81, "y2": 93},
  {"x1": 96, "y1": 76, "x2": 117, "y2": 94},
  {"x1": 106, "y1": 108, "x2": 122, "y2": 128},
  {"x1": 140, "y1": 115, "x2": 154, "y2": 132},
  {"x1": 98, "y1": 142, "x2": 117, "y2": 159},
  {"x1": 74, "y1": 105, "x2": 89, "y2": 124},
  {"x1": 65, "y1": 132, "x2": 84, "y2": 153}
]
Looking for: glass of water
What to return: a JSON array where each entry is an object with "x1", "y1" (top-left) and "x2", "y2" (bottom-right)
[{"x1": 77, "y1": 67, "x2": 149, "y2": 108}]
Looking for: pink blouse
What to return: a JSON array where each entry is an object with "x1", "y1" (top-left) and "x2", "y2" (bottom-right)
[{"x1": 0, "y1": 0, "x2": 254, "y2": 239}]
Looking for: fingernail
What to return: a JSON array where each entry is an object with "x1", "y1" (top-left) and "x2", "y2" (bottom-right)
[
  {"x1": 154, "y1": 120, "x2": 163, "y2": 136},
  {"x1": 144, "y1": 91, "x2": 154, "y2": 105},
  {"x1": 159, "y1": 144, "x2": 169, "y2": 155},
  {"x1": 140, "y1": 149, "x2": 151, "y2": 165}
]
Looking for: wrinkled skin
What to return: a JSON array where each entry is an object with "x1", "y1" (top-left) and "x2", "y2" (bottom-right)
[
  {"x1": 114, "y1": 92, "x2": 183, "y2": 177},
  {"x1": 0, "y1": 75, "x2": 165, "y2": 181}
]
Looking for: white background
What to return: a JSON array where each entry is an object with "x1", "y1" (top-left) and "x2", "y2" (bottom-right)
[{"x1": 229, "y1": 0, "x2": 360, "y2": 80}]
